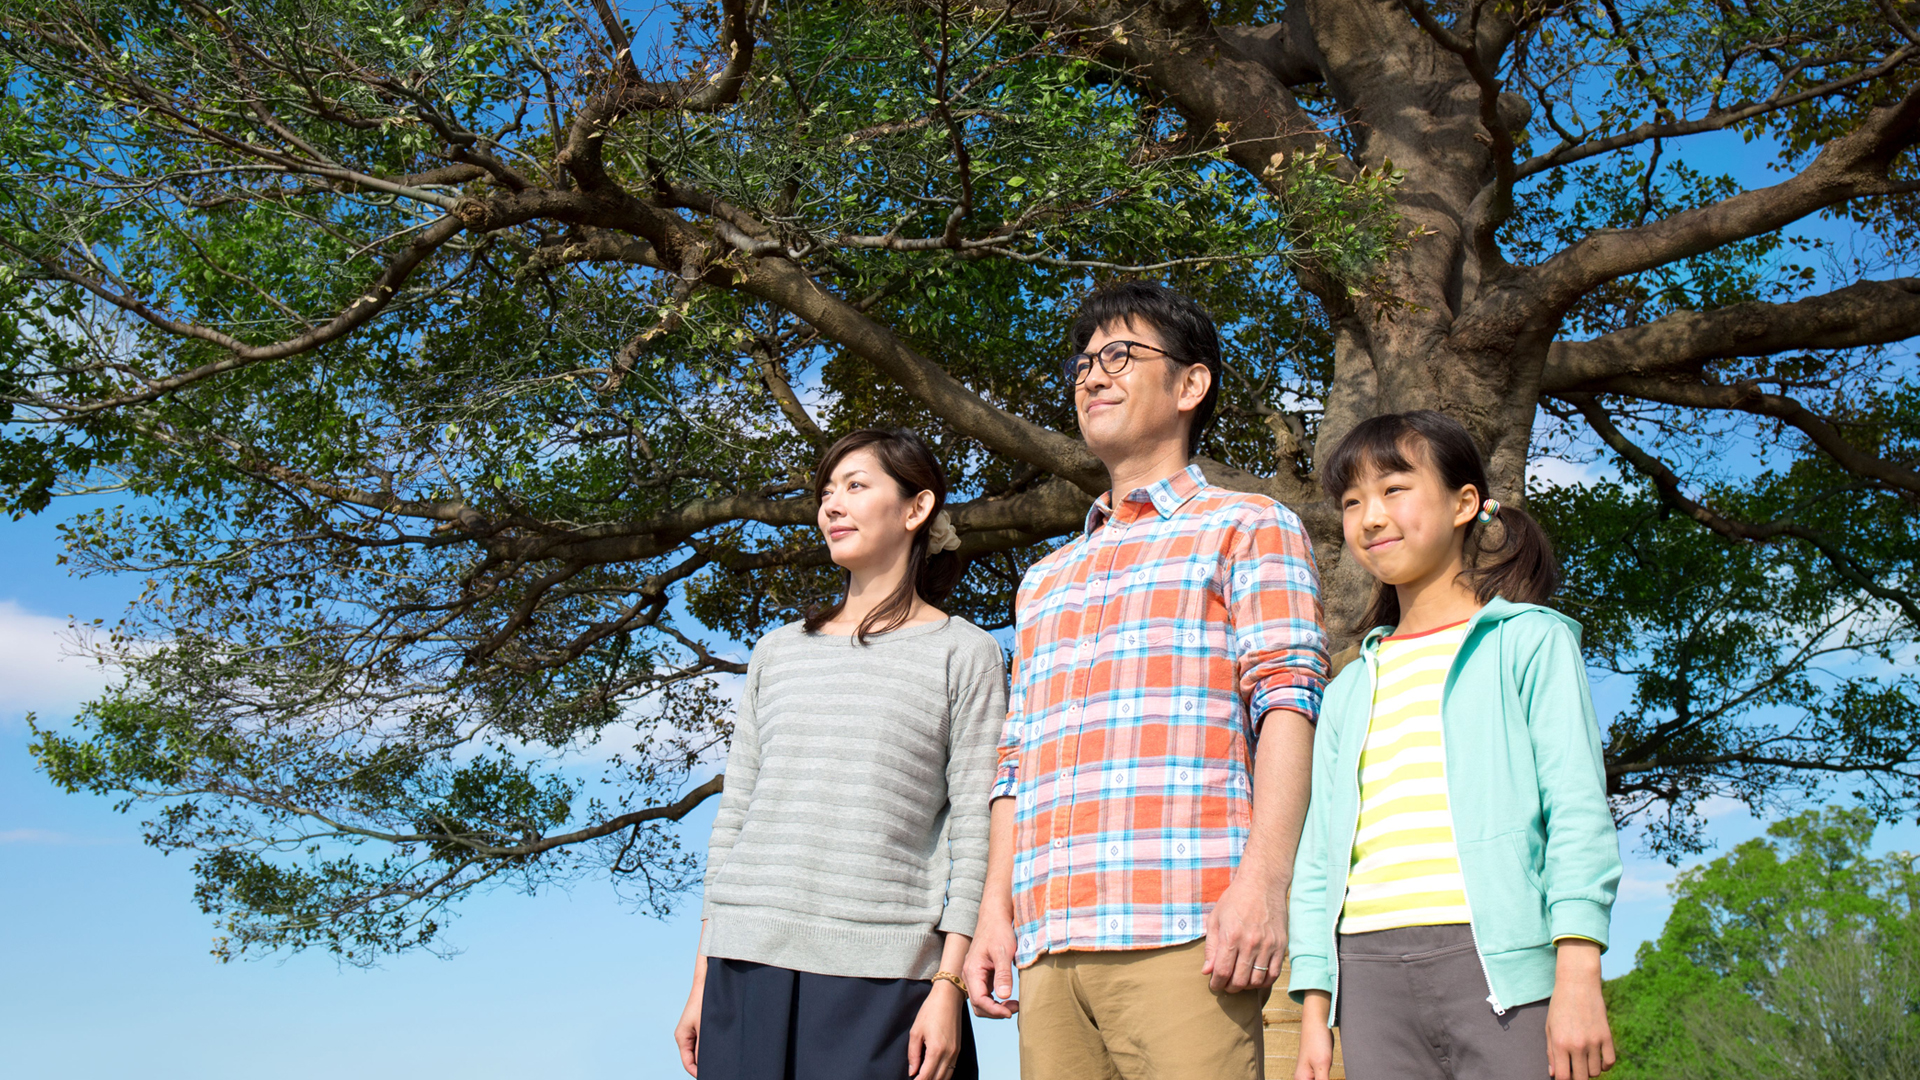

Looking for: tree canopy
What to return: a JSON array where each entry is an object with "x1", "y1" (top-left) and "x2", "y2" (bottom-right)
[
  {"x1": 1606, "y1": 807, "x2": 1920, "y2": 1079},
  {"x1": 1, "y1": 0, "x2": 1917, "y2": 959}
]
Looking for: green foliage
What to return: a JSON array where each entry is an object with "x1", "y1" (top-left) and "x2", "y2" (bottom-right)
[
  {"x1": 1606, "y1": 807, "x2": 1920, "y2": 1079},
  {"x1": 1538, "y1": 463, "x2": 1920, "y2": 855},
  {"x1": 0, "y1": 0, "x2": 1914, "y2": 960}
]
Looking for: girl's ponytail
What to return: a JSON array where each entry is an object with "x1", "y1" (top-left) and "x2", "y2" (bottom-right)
[
  {"x1": 1322, "y1": 410, "x2": 1560, "y2": 632},
  {"x1": 1465, "y1": 501, "x2": 1558, "y2": 607}
]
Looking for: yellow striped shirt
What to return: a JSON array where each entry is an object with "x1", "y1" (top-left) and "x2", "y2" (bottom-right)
[{"x1": 1339, "y1": 619, "x2": 1472, "y2": 934}]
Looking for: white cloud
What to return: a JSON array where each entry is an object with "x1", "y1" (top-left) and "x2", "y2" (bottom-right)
[
  {"x1": 1616, "y1": 863, "x2": 1678, "y2": 903},
  {"x1": 1529, "y1": 455, "x2": 1617, "y2": 488},
  {"x1": 0, "y1": 828, "x2": 126, "y2": 846},
  {"x1": 0, "y1": 599, "x2": 118, "y2": 726}
]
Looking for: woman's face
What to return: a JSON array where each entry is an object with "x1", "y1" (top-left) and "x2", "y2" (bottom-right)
[
  {"x1": 1339, "y1": 448, "x2": 1479, "y2": 589},
  {"x1": 818, "y1": 448, "x2": 934, "y2": 575}
]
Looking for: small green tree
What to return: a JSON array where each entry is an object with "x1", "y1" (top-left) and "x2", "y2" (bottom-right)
[{"x1": 1607, "y1": 807, "x2": 1920, "y2": 1080}]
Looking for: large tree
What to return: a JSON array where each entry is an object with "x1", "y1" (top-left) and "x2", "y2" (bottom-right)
[{"x1": 1, "y1": 0, "x2": 1916, "y2": 960}]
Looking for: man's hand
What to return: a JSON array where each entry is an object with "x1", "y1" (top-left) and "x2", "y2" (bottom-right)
[
  {"x1": 1546, "y1": 940, "x2": 1616, "y2": 1080},
  {"x1": 963, "y1": 909, "x2": 1020, "y2": 1018},
  {"x1": 1203, "y1": 705, "x2": 1311, "y2": 993},
  {"x1": 1203, "y1": 867, "x2": 1286, "y2": 993}
]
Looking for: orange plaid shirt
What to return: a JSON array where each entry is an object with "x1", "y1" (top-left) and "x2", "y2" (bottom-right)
[{"x1": 992, "y1": 465, "x2": 1328, "y2": 965}]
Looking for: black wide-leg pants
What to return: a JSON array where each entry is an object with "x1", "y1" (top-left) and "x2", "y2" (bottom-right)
[{"x1": 698, "y1": 958, "x2": 980, "y2": 1080}]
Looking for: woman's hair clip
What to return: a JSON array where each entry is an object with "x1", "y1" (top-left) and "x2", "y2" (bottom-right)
[
  {"x1": 1477, "y1": 498, "x2": 1501, "y2": 523},
  {"x1": 925, "y1": 509, "x2": 962, "y2": 553}
]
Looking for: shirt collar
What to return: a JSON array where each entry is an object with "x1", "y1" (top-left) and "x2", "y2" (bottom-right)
[{"x1": 1085, "y1": 463, "x2": 1209, "y2": 532}]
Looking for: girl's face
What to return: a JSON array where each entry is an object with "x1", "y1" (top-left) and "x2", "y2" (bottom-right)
[
  {"x1": 817, "y1": 448, "x2": 934, "y2": 574},
  {"x1": 1340, "y1": 447, "x2": 1480, "y2": 588}
]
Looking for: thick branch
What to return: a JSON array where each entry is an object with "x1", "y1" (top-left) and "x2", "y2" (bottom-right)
[
  {"x1": 1542, "y1": 278, "x2": 1920, "y2": 387},
  {"x1": 733, "y1": 255, "x2": 1108, "y2": 494}
]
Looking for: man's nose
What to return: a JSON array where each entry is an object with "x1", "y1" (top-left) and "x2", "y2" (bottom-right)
[{"x1": 1081, "y1": 360, "x2": 1114, "y2": 395}]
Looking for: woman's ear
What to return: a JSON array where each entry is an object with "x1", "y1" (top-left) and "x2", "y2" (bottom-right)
[{"x1": 905, "y1": 489, "x2": 936, "y2": 532}]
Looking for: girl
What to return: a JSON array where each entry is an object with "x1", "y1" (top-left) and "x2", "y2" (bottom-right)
[
  {"x1": 1289, "y1": 411, "x2": 1622, "y2": 1080},
  {"x1": 675, "y1": 428, "x2": 1004, "y2": 1080}
]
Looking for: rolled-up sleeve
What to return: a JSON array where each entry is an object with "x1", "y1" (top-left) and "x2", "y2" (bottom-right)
[
  {"x1": 990, "y1": 644, "x2": 1025, "y2": 801},
  {"x1": 1226, "y1": 503, "x2": 1329, "y2": 733}
]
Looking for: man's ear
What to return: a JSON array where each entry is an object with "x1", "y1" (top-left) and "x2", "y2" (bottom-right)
[{"x1": 1177, "y1": 362, "x2": 1212, "y2": 414}]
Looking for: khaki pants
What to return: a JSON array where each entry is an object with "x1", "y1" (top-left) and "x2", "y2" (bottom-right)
[{"x1": 1018, "y1": 939, "x2": 1268, "y2": 1080}]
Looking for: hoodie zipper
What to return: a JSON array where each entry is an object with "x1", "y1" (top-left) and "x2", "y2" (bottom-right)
[
  {"x1": 1327, "y1": 646, "x2": 1378, "y2": 1024},
  {"x1": 1439, "y1": 618, "x2": 1506, "y2": 1015},
  {"x1": 1332, "y1": 617, "x2": 1506, "y2": 1023}
]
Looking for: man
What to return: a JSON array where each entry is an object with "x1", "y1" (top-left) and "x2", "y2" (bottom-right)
[{"x1": 964, "y1": 280, "x2": 1329, "y2": 1079}]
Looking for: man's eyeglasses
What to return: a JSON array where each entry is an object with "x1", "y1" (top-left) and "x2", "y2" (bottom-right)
[{"x1": 1061, "y1": 340, "x2": 1181, "y2": 386}]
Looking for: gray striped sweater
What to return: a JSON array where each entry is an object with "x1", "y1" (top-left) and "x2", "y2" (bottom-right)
[{"x1": 700, "y1": 616, "x2": 1007, "y2": 979}]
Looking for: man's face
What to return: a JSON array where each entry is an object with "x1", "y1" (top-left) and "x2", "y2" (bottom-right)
[{"x1": 1073, "y1": 318, "x2": 1205, "y2": 464}]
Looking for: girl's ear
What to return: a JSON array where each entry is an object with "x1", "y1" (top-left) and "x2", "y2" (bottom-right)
[
  {"x1": 1451, "y1": 484, "x2": 1481, "y2": 529},
  {"x1": 905, "y1": 489, "x2": 936, "y2": 532}
]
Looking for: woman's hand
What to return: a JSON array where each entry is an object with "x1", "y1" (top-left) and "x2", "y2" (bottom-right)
[
  {"x1": 908, "y1": 979, "x2": 967, "y2": 1080},
  {"x1": 1294, "y1": 991, "x2": 1334, "y2": 1080},
  {"x1": 674, "y1": 954, "x2": 707, "y2": 1077},
  {"x1": 1546, "y1": 941, "x2": 1616, "y2": 1080}
]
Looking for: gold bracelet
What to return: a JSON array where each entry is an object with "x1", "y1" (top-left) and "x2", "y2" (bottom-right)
[{"x1": 930, "y1": 970, "x2": 969, "y2": 996}]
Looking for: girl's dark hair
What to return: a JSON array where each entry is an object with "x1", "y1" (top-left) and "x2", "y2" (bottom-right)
[
  {"x1": 803, "y1": 428, "x2": 963, "y2": 643},
  {"x1": 1321, "y1": 410, "x2": 1559, "y2": 633}
]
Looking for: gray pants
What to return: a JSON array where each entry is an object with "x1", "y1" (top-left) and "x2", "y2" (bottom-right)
[{"x1": 1337, "y1": 925, "x2": 1549, "y2": 1080}]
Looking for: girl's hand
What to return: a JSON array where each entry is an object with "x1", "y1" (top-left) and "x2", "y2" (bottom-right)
[
  {"x1": 1294, "y1": 990, "x2": 1334, "y2": 1080},
  {"x1": 1546, "y1": 941, "x2": 1616, "y2": 1080},
  {"x1": 908, "y1": 979, "x2": 967, "y2": 1080},
  {"x1": 674, "y1": 955, "x2": 706, "y2": 1077}
]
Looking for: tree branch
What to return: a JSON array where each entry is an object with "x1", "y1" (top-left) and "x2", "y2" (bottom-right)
[
  {"x1": 1533, "y1": 83, "x2": 1920, "y2": 308},
  {"x1": 1562, "y1": 392, "x2": 1920, "y2": 627},
  {"x1": 1570, "y1": 375, "x2": 1920, "y2": 496},
  {"x1": 1542, "y1": 278, "x2": 1920, "y2": 388},
  {"x1": 1519, "y1": 44, "x2": 1920, "y2": 178},
  {"x1": 7, "y1": 215, "x2": 464, "y2": 411}
]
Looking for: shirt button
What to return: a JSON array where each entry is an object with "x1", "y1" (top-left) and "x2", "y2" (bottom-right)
[{"x1": 1052, "y1": 838, "x2": 1064, "y2": 848}]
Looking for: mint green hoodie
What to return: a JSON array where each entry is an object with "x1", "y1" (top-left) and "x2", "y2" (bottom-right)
[{"x1": 1287, "y1": 598, "x2": 1622, "y2": 1019}]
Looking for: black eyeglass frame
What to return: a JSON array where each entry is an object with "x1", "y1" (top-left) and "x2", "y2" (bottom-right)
[{"x1": 1060, "y1": 339, "x2": 1185, "y2": 386}]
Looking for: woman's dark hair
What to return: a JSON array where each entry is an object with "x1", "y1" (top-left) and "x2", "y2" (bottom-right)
[
  {"x1": 1321, "y1": 410, "x2": 1559, "y2": 633},
  {"x1": 1067, "y1": 280, "x2": 1222, "y2": 454},
  {"x1": 803, "y1": 428, "x2": 963, "y2": 643}
]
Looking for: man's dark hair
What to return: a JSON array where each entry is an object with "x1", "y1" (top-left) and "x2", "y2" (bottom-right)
[{"x1": 1067, "y1": 280, "x2": 1223, "y2": 455}]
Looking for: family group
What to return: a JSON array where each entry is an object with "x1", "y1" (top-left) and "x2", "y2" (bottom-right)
[{"x1": 672, "y1": 281, "x2": 1623, "y2": 1080}]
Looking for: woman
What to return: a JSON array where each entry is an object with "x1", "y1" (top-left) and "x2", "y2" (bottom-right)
[{"x1": 675, "y1": 429, "x2": 1004, "y2": 1080}]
